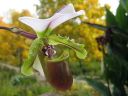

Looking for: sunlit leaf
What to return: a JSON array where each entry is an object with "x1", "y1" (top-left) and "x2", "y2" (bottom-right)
[
  {"x1": 106, "y1": 8, "x2": 117, "y2": 26},
  {"x1": 116, "y1": 4, "x2": 128, "y2": 29}
]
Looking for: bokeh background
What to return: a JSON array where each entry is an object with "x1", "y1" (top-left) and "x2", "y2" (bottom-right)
[{"x1": 1, "y1": 0, "x2": 127, "y2": 96}]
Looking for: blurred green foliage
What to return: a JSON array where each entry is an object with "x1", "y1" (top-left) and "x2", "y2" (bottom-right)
[
  {"x1": 86, "y1": 0, "x2": 128, "y2": 96},
  {"x1": 0, "y1": 66, "x2": 102, "y2": 96},
  {"x1": 0, "y1": 67, "x2": 53, "y2": 96},
  {"x1": 104, "y1": 1, "x2": 128, "y2": 95}
]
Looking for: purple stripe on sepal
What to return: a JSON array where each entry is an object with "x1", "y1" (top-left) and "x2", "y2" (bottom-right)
[
  {"x1": 10, "y1": 27, "x2": 37, "y2": 39},
  {"x1": 56, "y1": 5, "x2": 67, "y2": 13},
  {"x1": 19, "y1": 31, "x2": 37, "y2": 39},
  {"x1": 0, "y1": 26, "x2": 37, "y2": 39}
]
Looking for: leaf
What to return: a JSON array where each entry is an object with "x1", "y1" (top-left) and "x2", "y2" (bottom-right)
[
  {"x1": 120, "y1": 0, "x2": 128, "y2": 12},
  {"x1": 104, "y1": 52, "x2": 128, "y2": 86},
  {"x1": 85, "y1": 22, "x2": 107, "y2": 31},
  {"x1": 48, "y1": 35, "x2": 87, "y2": 59},
  {"x1": 116, "y1": 4, "x2": 128, "y2": 29},
  {"x1": 85, "y1": 78, "x2": 110, "y2": 96},
  {"x1": 21, "y1": 38, "x2": 44, "y2": 76},
  {"x1": 111, "y1": 27, "x2": 128, "y2": 37},
  {"x1": 85, "y1": 22, "x2": 128, "y2": 40},
  {"x1": 106, "y1": 8, "x2": 117, "y2": 26}
]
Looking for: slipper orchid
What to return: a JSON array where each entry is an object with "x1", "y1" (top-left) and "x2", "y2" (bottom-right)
[{"x1": 19, "y1": 3, "x2": 87, "y2": 91}]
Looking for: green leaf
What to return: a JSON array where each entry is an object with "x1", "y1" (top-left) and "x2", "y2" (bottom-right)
[
  {"x1": 116, "y1": 4, "x2": 128, "y2": 29},
  {"x1": 85, "y1": 22, "x2": 107, "y2": 31},
  {"x1": 21, "y1": 38, "x2": 44, "y2": 76},
  {"x1": 84, "y1": 22, "x2": 128, "y2": 40},
  {"x1": 85, "y1": 78, "x2": 110, "y2": 96},
  {"x1": 85, "y1": 22, "x2": 128, "y2": 40},
  {"x1": 48, "y1": 35, "x2": 87, "y2": 59},
  {"x1": 106, "y1": 8, "x2": 117, "y2": 26},
  {"x1": 120, "y1": 0, "x2": 128, "y2": 12},
  {"x1": 104, "y1": 52, "x2": 128, "y2": 86}
]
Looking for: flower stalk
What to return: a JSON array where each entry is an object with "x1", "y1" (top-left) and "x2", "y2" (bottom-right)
[{"x1": 0, "y1": 26, "x2": 37, "y2": 39}]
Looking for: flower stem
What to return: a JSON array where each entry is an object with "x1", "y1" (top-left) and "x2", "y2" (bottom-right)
[
  {"x1": 0, "y1": 26, "x2": 37, "y2": 39},
  {"x1": 0, "y1": 26, "x2": 11, "y2": 31},
  {"x1": 15, "y1": 30, "x2": 37, "y2": 39}
]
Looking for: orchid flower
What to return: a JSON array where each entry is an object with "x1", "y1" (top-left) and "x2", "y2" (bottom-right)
[{"x1": 19, "y1": 3, "x2": 87, "y2": 79}]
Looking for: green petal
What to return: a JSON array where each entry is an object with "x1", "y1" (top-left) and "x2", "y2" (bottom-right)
[
  {"x1": 21, "y1": 38, "x2": 44, "y2": 76},
  {"x1": 48, "y1": 35, "x2": 87, "y2": 59},
  {"x1": 48, "y1": 50, "x2": 69, "y2": 62}
]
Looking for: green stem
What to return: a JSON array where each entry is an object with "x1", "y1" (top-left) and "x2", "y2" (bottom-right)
[{"x1": 102, "y1": 46, "x2": 112, "y2": 96}]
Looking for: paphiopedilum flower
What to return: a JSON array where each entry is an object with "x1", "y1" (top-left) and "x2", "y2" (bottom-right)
[
  {"x1": 19, "y1": 3, "x2": 85, "y2": 37},
  {"x1": 19, "y1": 4, "x2": 87, "y2": 90}
]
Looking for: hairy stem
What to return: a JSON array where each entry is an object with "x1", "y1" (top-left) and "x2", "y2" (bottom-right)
[
  {"x1": 0, "y1": 26, "x2": 11, "y2": 31},
  {"x1": 0, "y1": 26, "x2": 37, "y2": 39}
]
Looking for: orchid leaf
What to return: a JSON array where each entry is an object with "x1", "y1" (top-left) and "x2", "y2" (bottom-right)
[
  {"x1": 21, "y1": 38, "x2": 44, "y2": 76},
  {"x1": 85, "y1": 22, "x2": 107, "y2": 31},
  {"x1": 48, "y1": 35, "x2": 87, "y2": 59},
  {"x1": 120, "y1": 0, "x2": 128, "y2": 12},
  {"x1": 116, "y1": 4, "x2": 128, "y2": 29},
  {"x1": 106, "y1": 8, "x2": 117, "y2": 26},
  {"x1": 48, "y1": 50, "x2": 69, "y2": 62},
  {"x1": 85, "y1": 78, "x2": 110, "y2": 96}
]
